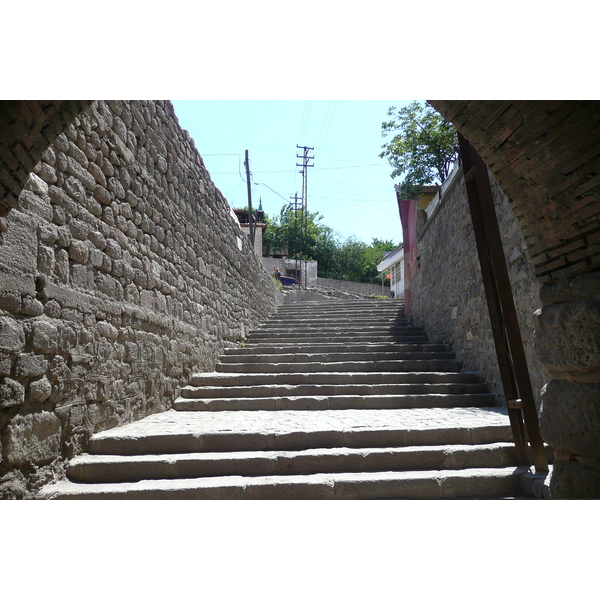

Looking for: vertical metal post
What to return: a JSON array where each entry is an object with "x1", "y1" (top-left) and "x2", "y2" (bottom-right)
[{"x1": 458, "y1": 132, "x2": 548, "y2": 472}]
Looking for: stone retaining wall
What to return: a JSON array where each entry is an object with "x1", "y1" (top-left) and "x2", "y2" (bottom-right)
[
  {"x1": 0, "y1": 101, "x2": 282, "y2": 499},
  {"x1": 410, "y1": 167, "x2": 549, "y2": 407}
]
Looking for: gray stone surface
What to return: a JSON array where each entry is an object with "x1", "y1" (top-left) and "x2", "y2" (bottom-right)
[
  {"x1": 0, "y1": 101, "x2": 282, "y2": 498},
  {"x1": 38, "y1": 467, "x2": 526, "y2": 500},
  {"x1": 37, "y1": 299, "x2": 542, "y2": 500},
  {"x1": 539, "y1": 379, "x2": 600, "y2": 461},
  {"x1": 410, "y1": 168, "x2": 549, "y2": 409},
  {"x1": 3, "y1": 411, "x2": 61, "y2": 466}
]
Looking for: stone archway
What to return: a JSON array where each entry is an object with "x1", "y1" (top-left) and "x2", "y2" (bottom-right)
[
  {"x1": 428, "y1": 101, "x2": 600, "y2": 498},
  {"x1": 1, "y1": 100, "x2": 598, "y2": 498}
]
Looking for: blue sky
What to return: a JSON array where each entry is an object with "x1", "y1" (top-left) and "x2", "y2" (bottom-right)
[{"x1": 170, "y1": 100, "x2": 412, "y2": 247}]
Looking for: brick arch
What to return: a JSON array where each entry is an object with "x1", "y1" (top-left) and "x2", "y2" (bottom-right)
[
  {"x1": 428, "y1": 100, "x2": 600, "y2": 284},
  {"x1": 0, "y1": 100, "x2": 91, "y2": 240},
  {"x1": 428, "y1": 100, "x2": 600, "y2": 498}
]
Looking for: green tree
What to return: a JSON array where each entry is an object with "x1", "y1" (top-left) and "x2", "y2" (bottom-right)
[
  {"x1": 264, "y1": 205, "x2": 396, "y2": 284},
  {"x1": 380, "y1": 101, "x2": 458, "y2": 197},
  {"x1": 327, "y1": 237, "x2": 395, "y2": 284},
  {"x1": 263, "y1": 205, "x2": 336, "y2": 261}
]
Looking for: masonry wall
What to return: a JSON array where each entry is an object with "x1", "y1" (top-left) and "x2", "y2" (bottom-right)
[
  {"x1": 410, "y1": 168, "x2": 549, "y2": 407},
  {"x1": 0, "y1": 100, "x2": 282, "y2": 499}
]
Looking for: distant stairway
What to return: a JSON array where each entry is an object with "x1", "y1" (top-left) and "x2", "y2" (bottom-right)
[{"x1": 38, "y1": 299, "x2": 536, "y2": 500}]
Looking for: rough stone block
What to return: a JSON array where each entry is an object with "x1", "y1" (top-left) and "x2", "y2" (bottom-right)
[
  {"x1": 2, "y1": 411, "x2": 62, "y2": 466},
  {"x1": 44, "y1": 299, "x2": 62, "y2": 319},
  {"x1": 32, "y1": 319, "x2": 59, "y2": 354},
  {"x1": 535, "y1": 300, "x2": 600, "y2": 379},
  {"x1": 0, "y1": 210, "x2": 37, "y2": 275},
  {"x1": 93, "y1": 184, "x2": 112, "y2": 205},
  {"x1": 21, "y1": 295, "x2": 44, "y2": 316},
  {"x1": 19, "y1": 189, "x2": 54, "y2": 221},
  {"x1": 16, "y1": 353, "x2": 49, "y2": 378},
  {"x1": 38, "y1": 162, "x2": 58, "y2": 184},
  {"x1": 37, "y1": 244, "x2": 56, "y2": 275},
  {"x1": 550, "y1": 459, "x2": 600, "y2": 499},
  {"x1": 0, "y1": 352, "x2": 12, "y2": 377},
  {"x1": 0, "y1": 290, "x2": 21, "y2": 312},
  {"x1": 0, "y1": 377, "x2": 25, "y2": 409},
  {"x1": 69, "y1": 239, "x2": 89, "y2": 264},
  {"x1": 54, "y1": 248, "x2": 70, "y2": 284},
  {"x1": 0, "y1": 317, "x2": 25, "y2": 352},
  {"x1": 29, "y1": 376, "x2": 53, "y2": 403},
  {"x1": 539, "y1": 380, "x2": 600, "y2": 460}
]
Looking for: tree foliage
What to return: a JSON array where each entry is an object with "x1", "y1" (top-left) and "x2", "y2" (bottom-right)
[
  {"x1": 380, "y1": 101, "x2": 458, "y2": 198},
  {"x1": 263, "y1": 206, "x2": 395, "y2": 284}
]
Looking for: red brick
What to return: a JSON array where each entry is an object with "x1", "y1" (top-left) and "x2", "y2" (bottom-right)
[
  {"x1": 566, "y1": 247, "x2": 593, "y2": 263},
  {"x1": 549, "y1": 260, "x2": 589, "y2": 280},
  {"x1": 578, "y1": 200, "x2": 600, "y2": 221},
  {"x1": 587, "y1": 230, "x2": 600, "y2": 245},
  {"x1": 535, "y1": 257, "x2": 567, "y2": 276},
  {"x1": 548, "y1": 238, "x2": 585, "y2": 259},
  {"x1": 480, "y1": 101, "x2": 513, "y2": 130},
  {"x1": 566, "y1": 195, "x2": 595, "y2": 214},
  {"x1": 529, "y1": 236, "x2": 563, "y2": 256},
  {"x1": 574, "y1": 174, "x2": 600, "y2": 197}
]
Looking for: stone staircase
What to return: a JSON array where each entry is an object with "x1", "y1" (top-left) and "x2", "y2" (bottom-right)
[{"x1": 38, "y1": 299, "x2": 537, "y2": 499}]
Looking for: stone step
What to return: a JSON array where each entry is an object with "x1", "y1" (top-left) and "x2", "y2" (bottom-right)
[
  {"x1": 276, "y1": 299, "x2": 404, "y2": 307},
  {"x1": 262, "y1": 316, "x2": 412, "y2": 326},
  {"x1": 173, "y1": 392, "x2": 497, "y2": 411},
  {"x1": 189, "y1": 370, "x2": 479, "y2": 388},
  {"x1": 37, "y1": 466, "x2": 528, "y2": 500},
  {"x1": 250, "y1": 328, "x2": 424, "y2": 338},
  {"x1": 64, "y1": 442, "x2": 520, "y2": 483},
  {"x1": 245, "y1": 334, "x2": 430, "y2": 344},
  {"x1": 181, "y1": 382, "x2": 490, "y2": 399},
  {"x1": 224, "y1": 343, "x2": 452, "y2": 355},
  {"x1": 219, "y1": 351, "x2": 456, "y2": 364},
  {"x1": 84, "y1": 407, "x2": 513, "y2": 455},
  {"x1": 215, "y1": 359, "x2": 461, "y2": 374},
  {"x1": 249, "y1": 326, "x2": 424, "y2": 336}
]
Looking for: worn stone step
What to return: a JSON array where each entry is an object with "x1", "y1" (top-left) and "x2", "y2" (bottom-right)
[
  {"x1": 249, "y1": 327, "x2": 425, "y2": 336},
  {"x1": 219, "y1": 351, "x2": 456, "y2": 364},
  {"x1": 189, "y1": 370, "x2": 478, "y2": 388},
  {"x1": 250, "y1": 328, "x2": 425, "y2": 338},
  {"x1": 262, "y1": 317, "x2": 412, "y2": 326},
  {"x1": 173, "y1": 392, "x2": 497, "y2": 411},
  {"x1": 224, "y1": 343, "x2": 452, "y2": 355},
  {"x1": 84, "y1": 407, "x2": 513, "y2": 455},
  {"x1": 182, "y1": 381, "x2": 490, "y2": 399},
  {"x1": 277, "y1": 301, "x2": 404, "y2": 307},
  {"x1": 215, "y1": 359, "x2": 461, "y2": 374},
  {"x1": 64, "y1": 442, "x2": 520, "y2": 483},
  {"x1": 38, "y1": 466, "x2": 528, "y2": 500},
  {"x1": 276, "y1": 303, "x2": 405, "y2": 312},
  {"x1": 245, "y1": 334, "x2": 430, "y2": 344}
]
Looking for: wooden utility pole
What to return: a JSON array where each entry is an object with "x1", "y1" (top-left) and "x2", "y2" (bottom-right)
[
  {"x1": 296, "y1": 145, "x2": 314, "y2": 289},
  {"x1": 244, "y1": 149, "x2": 255, "y2": 247}
]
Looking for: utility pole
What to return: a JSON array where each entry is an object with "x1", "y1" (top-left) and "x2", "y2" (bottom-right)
[
  {"x1": 244, "y1": 149, "x2": 255, "y2": 248},
  {"x1": 296, "y1": 145, "x2": 314, "y2": 289},
  {"x1": 290, "y1": 192, "x2": 300, "y2": 282}
]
